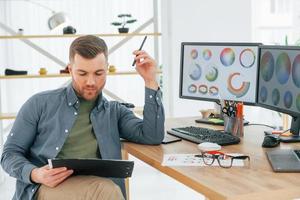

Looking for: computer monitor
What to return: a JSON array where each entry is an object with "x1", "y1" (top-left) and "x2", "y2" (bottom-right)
[
  {"x1": 179, "y1": 42, "x2": 261, "y2": 124},
  {"x1": 258, "y1": 45, "x2": 300, "y2": 142}
]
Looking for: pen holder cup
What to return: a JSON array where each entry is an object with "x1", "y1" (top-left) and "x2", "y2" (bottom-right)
[{"x1": 223, "y1": 115, "x2": 244, "y2": 137}]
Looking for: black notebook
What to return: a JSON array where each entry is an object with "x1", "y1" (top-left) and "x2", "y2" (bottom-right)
[{"x1": 48, "y1": 158, "x2": 134, "y2": 178}]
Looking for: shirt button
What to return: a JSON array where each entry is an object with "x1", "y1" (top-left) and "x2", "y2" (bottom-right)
[
  {"x1": 65, "y1": 129, "x2": 68, "y2": 133},
  {"x1": 149, "y1": 95, "x2": 153, "y2": 99},
  {"x1": 68, "y1": 102, "x2": 72, "y2": 106},
  {"x1": 56, "y1": 147, "x2": 59, "y2": 151},
  {"x1": 157, "y1": 115, "x2": 159, "y2": 118},
  {"x1": 10, "y1": 133, "x2": 14, "y2": 136},
  {"x1": 32, "y1": 189, "x2": 35, "y2": 192},
  {"x1": 156, "y1": 97, "x2": 159, "y2": 100},
  {"x1": 76, "y1": 101, "x2": 79, "y2": 104},
  {"x1": 74, "y1": 112, "x2": 78, "y2": 115}
]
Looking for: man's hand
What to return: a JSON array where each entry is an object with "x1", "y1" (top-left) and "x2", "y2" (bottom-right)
[
  {"x1": 31, "y1": 165, "x2": 73, "y2": 188},
  {"x1": 133, "y1": 50, "x2": 159, "y2": 90}
]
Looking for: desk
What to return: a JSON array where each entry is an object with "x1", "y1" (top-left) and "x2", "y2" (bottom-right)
[{"x1": 123, "y1": 117, "x2": 300, "y2": 200}]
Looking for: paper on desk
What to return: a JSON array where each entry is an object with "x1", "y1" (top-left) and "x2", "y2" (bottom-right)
[{"x1": 162, "y1": 154, "x2": 244, "y2": 167}]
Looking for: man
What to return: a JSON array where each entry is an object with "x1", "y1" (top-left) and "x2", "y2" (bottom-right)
[{"x1": 1, "y1": 35, "x2": 165, "y2": 200}]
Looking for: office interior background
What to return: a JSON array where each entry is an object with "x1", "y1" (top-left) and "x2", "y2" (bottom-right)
[{"x1": 0, "y1": 0, "x2": 300, "y2": 199}]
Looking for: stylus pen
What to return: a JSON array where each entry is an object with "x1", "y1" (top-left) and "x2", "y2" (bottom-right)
[{"x1": 132, "y1": 36, "x2": 147, "y2": 66}]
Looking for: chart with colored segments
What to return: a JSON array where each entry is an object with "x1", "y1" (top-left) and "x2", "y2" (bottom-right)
[{"x1": 180, "y1": 43, "x2": 260, "y2": 103}]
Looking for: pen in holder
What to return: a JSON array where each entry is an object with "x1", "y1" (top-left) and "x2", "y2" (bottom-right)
[
  {"x1": 223, "y1": 102, "x2": 244, "y2": 137},
  {"x1": 224, "y1": 115, "x2": 238, "y2": 136}
]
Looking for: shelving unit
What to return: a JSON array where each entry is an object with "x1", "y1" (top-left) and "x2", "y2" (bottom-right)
[
  {"x1": 0, "y1": 70, "x2": 162, "y2": 79},
  {"x1": 0, "y1": 32, "x2": 161, "y2": 40}
]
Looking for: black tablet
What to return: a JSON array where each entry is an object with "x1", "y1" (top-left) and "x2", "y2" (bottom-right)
[{"x1": 48, "y1": 158, "x2": 134, "y2": 178}]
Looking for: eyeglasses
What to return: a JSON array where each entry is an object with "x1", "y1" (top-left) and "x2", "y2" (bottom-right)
[{"x1": 196, "y1": 150, "x2": 250, "y2": 168}]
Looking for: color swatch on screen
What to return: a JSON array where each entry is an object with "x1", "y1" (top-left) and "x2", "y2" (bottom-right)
[
  {"x1": 227, "y1": 72, "x2": 250, "y2": 98},
  {"x1": 220, "y1": 48, "x2": 235, "y2": 66},
  {"x1": 189, "y1": 63, "x2": 202, "y2": 80},
  {"x1": 239, "y1": 48, "x2": 256, "y2": 68},
  {"x1": 292, "y1": 54, "x2": 300, "y2": 88},
  {"x1": 202, "y1": 49, "x2": 212, "y2": 61},
  {"x1": 261, "y1": 51, "x2": 274, "y2": 82},
  {"x1": 276, "y1": 52, "x2": 291, "y2": 85}
]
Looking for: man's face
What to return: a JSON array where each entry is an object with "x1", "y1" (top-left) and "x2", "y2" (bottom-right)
[{"x1": 69, "y1": 53, "x2": 108, "y2": 101}]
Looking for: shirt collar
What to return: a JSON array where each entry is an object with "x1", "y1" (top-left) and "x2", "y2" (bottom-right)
[{"x1": 66, "y1": 83, "x2": 108, "y2": 111}]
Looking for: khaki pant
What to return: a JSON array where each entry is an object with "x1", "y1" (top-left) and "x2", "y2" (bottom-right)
[{"x1": 36, "y1": 176, "x2": 124, "y2": 200}]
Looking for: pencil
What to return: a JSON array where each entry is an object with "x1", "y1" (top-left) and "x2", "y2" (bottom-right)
[{"x1": 132, "y1": 36, "x2": 147, "y2": 66}]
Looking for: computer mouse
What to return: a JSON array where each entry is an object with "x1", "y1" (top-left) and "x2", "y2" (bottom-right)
[
  {"x1": 262, "y1": 135, "x2": 280, "y2": 148},
  {"x1": 198, "y1": 142, "x2": 221, "y2": 152}
]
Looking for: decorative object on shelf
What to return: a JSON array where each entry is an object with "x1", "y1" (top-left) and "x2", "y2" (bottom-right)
[
  {"x1": 111, "y1": 14, "x2": 137, "y2": 33},
  {"x1": 108, "y1": 65, "x2": 117, "y2": 73},
  {"x1": 60, "y1": 66, "x2": 69, "y2": 74},
  {"x1": 5, "y1": 68, "x2": 28, "y2": 76},
  {"x1": 63, "y1": 26, "x2": 76, "y2": 34},
  {"x1": 39, "y1": 68, "x2": 47, "y2": 75},
  {"x1": 25, "y1": 0, "x2": 70, "y2": 30},
  {"x1": 17, "y1": 28, "x2": 24, "y2": 35}
]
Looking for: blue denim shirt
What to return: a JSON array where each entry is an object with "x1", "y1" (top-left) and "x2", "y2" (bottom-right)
[{"x1": 1, "y1": 83, "x2": 165, "y2": 200}]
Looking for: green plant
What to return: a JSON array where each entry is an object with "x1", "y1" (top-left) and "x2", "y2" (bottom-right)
[{"x1": 111, "y1": 14, "x2": 137, "y2": 29}]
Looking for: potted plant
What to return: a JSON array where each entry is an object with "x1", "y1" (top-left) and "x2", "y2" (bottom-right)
[{"x1": 111, "y1": 14, "x2": 137, "y2": 33}]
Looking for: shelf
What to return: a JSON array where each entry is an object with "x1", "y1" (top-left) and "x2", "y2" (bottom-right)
[
  {"x1": 0, "y1": 70, "x2": 162, "y2": 79},
  {"x1": 0, "y1": 113, "x2": 16, "y2": 120},
  {"x1": 0, "y1": 32, "x2": 162, "y2": 40}
]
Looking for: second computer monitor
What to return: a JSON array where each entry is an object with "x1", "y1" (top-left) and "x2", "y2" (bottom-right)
[{"x1": 180, "y1": 42, "x2": 261, "y2": 104}]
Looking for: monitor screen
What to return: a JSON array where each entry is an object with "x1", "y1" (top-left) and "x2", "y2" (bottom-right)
[
  {"x1": 258, "y1": 45, "x2": 300, "y2": 137},
  {"x1": 180, "y1": 42, "x2": 261, "y2": 104},
  {"x1": 258, "y1": 46, "x2": 300, "y2": 117}
]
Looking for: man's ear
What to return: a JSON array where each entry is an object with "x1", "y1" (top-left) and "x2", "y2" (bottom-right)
[{"x1": 67, "y1": 64, "x2": 72, "y2": 73}]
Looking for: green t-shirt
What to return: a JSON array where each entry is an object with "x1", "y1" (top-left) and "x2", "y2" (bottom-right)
[{"x1": 57, "y1": 97, "x2": 100, "y2": 159}]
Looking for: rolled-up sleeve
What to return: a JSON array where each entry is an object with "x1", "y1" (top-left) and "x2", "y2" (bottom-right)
[
  {"x1": 1, "y1": 96, "x2": 39, "y2": 184},
  {"x1": 118, "y1": 87, "x2": 165, "y2": 144}
]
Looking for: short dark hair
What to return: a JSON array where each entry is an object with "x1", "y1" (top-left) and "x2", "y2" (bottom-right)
[{"x1": 69, "y1": 35, "x2": 108, "y2": 62}]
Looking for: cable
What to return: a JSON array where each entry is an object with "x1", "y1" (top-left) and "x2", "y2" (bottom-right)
[{"x1": 245, "y1": 123, "x2": 276, "y2": 129}]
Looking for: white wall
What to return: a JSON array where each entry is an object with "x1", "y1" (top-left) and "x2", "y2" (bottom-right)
[{"x1": 161, "y1": 0, "x2": 252, "y2": 117}]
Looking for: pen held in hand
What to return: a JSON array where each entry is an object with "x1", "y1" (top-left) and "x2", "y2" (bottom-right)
[{"x1": 132, "y1": 36, "x2": 147, "y2": 66}]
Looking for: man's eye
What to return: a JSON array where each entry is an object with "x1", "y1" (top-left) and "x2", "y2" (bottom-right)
[
  {"x1": 96, "y1": 73, "x2": 104, "y2": 76},
  {"x1": 78, "y1": 73, "x2": 86, "y2": 76}
]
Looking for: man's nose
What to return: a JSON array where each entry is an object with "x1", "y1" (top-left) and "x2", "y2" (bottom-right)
[{"x1": 86, "y1": 76, "x2": 96, "y2": 85}]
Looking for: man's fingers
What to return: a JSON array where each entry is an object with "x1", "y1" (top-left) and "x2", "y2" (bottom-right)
[
  {"x1": 48, "y1": 170, "x2": 73, "y2": 187},
  {"x1": 133, "y1": 50, "x2": 146, "y2": 55},
  {"x1": 41, "y1": 165, "x2": 50, "y2": 169},
  {"x1": 47, "y1": 167, "x2": 68, "y2": 176}
]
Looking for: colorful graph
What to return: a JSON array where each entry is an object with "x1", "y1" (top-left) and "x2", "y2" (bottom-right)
[
  {"x1": 260, "y1": 86, "x2": 268, "y2": 103},
  {"x1": 260, "y1": 51, "x2": 274, "y2": 82},
  {"x1": 227, "y1": 72, "x2": 250, "y2": 98},
  {"x1": 209, "y1": 86, "x2": 219, "y2": 96},
  {"x1": 189, "y1": 63, "x2": 202, "y2": 80},
  {"x1": 191, "y1": 49, "x2": 198, "y2": 59},
  {"x1": 220, "y1": 48, "x2": 235, "y2": 66},
  {"x1": 272, "y1": 88, "x2": 280, "y2": 106},
  {"x1": 292, "y1": 54, "x2": 300, "y2": 88},
  {"x1": 188, "y1": 84, "x2": 197, "y2": 93},
  {"x1": 202, "y1": 49, "x2": 212, "y2": 61},
  {"x1": 283, "y1": 91, "x2": 293, "y2": 109},
  {"x1": 205, "y1": 66, "x2": 218, "y2": 82},
  {"x1": 276, "y1": 52, "x2": 291, "y2": 85},
  {"x1": 239, "y1": 48, "x2": 256, "y2": 68}
]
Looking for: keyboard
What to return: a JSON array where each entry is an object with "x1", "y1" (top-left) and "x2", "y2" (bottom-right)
[{"x1": 167, "y1": 126, "x2": 240, "y2": 146}]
